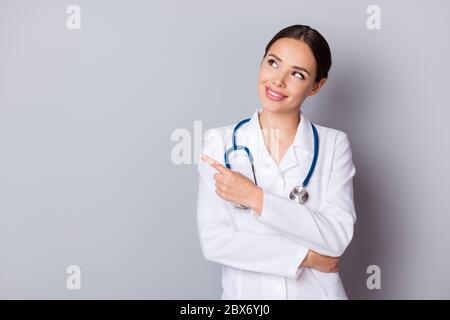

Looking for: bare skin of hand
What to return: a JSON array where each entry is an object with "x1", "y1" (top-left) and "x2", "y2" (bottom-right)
[
  {"x1": 200, "y1": 154, "x2": 263, "y2": 213},
  {"x1": 301, "y1": 249, "x2": 340, "y2": 273}
]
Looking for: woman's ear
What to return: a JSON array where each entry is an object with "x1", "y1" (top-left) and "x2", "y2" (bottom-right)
[{"x1": 307, "y1": 78, "x2": 327, "y2": 97}]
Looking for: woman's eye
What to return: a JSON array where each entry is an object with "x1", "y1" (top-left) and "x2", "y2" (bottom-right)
[
  {"x1": 268, "y1": 59, "x2": 278, "y2": 68},
  {"x1": 268, "y1": 58, "x2": 304, "y2": 80},
  {"x1": 293, "y1": 72, "x2": 304, "y2": 79}
]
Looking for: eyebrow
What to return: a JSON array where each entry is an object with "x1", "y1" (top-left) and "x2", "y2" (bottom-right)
[{"x1": 267, "y1": 53, "x2": 311, "y2": 76}]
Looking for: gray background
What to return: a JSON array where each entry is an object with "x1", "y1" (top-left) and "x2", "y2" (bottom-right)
[{"x1": 0, "y1": 0, "x2": 449, "y2": 299}]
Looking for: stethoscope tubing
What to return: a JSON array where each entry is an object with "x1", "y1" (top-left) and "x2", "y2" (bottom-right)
[{"x1": 224, "y1": 117, "x2": 318, "y2": 189}]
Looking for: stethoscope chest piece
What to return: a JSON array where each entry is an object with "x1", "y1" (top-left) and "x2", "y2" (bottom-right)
[{"x1": 289, "y1": 186, "x2": 309, "y2": 204}]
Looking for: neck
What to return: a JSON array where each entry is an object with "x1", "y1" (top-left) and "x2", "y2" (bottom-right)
[{"x1": 258, "y1": 108, "x2": 301, "y2": 137}]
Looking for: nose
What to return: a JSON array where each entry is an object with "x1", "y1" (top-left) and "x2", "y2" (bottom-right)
[{"x1": 272, "y1": 77, "x2": 285, "y2": 88}]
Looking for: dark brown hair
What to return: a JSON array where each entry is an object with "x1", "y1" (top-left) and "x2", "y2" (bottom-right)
[{"x1": 263, "y1": 25, "x2": 332, "y2": 82}]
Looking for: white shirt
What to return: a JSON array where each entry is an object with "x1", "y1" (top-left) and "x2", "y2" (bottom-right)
[{"x1": 196, "y1": 108, "x2": 356, "y2": 299}]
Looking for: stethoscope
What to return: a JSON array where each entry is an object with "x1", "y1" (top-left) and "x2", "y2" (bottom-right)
[{"x1": 224, "y1": 117, "x2": 319, "y2": 209}]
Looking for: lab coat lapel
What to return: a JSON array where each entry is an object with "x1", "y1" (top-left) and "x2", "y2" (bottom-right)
[
  {"x1": 239, "y1": 109, "x2": 281, "y2": 187},
  {"x1": 279, "y1": 112, "x2": 313, "y2": 173},
  {"x1": 236, "y1": 109, "x2": 314, "y2": 188}
]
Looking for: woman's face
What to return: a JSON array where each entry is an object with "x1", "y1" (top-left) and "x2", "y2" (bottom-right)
[{"x1": 257, "y1": 37, "x2": 327, "y2": 114}]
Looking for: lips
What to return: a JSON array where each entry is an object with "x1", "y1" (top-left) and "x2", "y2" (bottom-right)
[{"x1": 265, "y1": 85, "x2": 287, "y2": 101}]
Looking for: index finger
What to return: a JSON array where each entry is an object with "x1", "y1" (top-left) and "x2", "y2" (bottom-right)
[{"x1": 200, "y1": 154, "x2": 229, "y2": 174}]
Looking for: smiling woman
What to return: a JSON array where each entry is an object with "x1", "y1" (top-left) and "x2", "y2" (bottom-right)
[
  {"x1": 196, "y1": 25, "x2": 356, "y2": 300},
  {"x1": 257, "y1": 26, "x2": 331, "y2": 118}
]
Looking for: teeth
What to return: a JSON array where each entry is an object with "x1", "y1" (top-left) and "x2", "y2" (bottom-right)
[{"x1": 268, "y1": 88, "x2": 283, "y2": 98}]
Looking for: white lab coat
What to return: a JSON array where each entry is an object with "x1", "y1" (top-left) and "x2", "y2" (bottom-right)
[{"x1": 196, "y1": 108, "x2": 356, "y2": 300}]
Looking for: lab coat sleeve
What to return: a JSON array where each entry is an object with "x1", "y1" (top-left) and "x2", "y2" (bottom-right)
[
  {"x1": 256, "y1": 132, "x2": 357, "y2": 257},
  {"x1": 196, "y1": 128, "x2": 309, "y2": 280}
]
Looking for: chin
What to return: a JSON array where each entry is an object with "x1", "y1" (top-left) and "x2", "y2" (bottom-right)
[
  {"x1": 261, "y1": 103, "x2": 283, "y2": 113},
  {"x1": 258, "y1": 94, "x2": 289, "y2": 112}
]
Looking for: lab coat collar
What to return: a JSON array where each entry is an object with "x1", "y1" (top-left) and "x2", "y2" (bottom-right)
[{"x1": 238, "y1": 108, "x2": 313, "y2": 175}]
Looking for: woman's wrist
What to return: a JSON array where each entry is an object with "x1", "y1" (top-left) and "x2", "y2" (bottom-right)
[{"x1": 251, "y1": 186, "x2": 264, "y2": 215}]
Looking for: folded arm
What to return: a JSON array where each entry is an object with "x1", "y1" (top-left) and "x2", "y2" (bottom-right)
[
  {"x1": 255, "y1": 132, "x2": 357, "y2": 257},
  {"x1": 196, "y1": 162, "x2": 309, "y2": 279}
]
